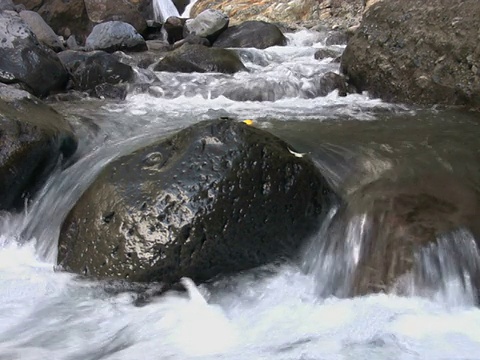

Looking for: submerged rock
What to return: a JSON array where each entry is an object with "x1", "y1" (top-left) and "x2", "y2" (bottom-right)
[
  {"x1": 153, "y1": 44, "x2": 246, "y2": 73},
  {"x1": 0, "y1": 11, "x2": 68, "y2": 97},
  {"x1": 86, "y1": 21, "x2": 147, "y2": 53},
  {"x1": 0, "y1": 85, "x2": 77, "y2": 211},
  {"x1": 213, "y1": 21, "x2": 286, "y2": 49},
  {"x1": 341, "y1": 0, "x2": 480, "y2": 108},
  {"x1": 58, "y1": 119, "x2": 335, "y2": 286}
]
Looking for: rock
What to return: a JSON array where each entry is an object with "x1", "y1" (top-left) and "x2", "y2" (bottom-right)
[
  {"x1": 83, "y1": 0, "x2": 147, "y2": 35},
  {"x1": 314, "y1": 48, "x2": 340, "y2": 60},
  {"x1": 191, "y1": 0, "x2": 363, "y2": 29},
  {"x1": 66, "y1": 35, "x2": 79, "y2": 50},
  {"x1": 58, "y1": 50, "x2": 134, "y2": 94},
  {"x1": 173, "y1": 34, "x2": 210, "y2": 48},
  {"x1": 153, "y1": 44, "x2": 246, "y2": 73},
  {"x1": 86, "y1": 21, "x2": 148, "y2": 53},
  {"x1": 213, "y1": 21, "x2": 286, "y2": 49},
  {"x1": 0, "y1": 0, "x2": 16, "y2": 11},
  {"x1": 0, "y1": 84, "x2": 77, "y2": 211},
  {"x1": 20, "y1": 0, "x2": 91, "y2": 41},
  {"x1": 341, "y1": 0, "x2": 480, "y2": 108},
  {"x1": 343, "y1": 173, "x2": 480, "y2": 297},
  {"x1": 163, "y1": 16, "x2": 186, "y2": 45},
  {"x1": 172, "y1": 0, "x2": 190, "y2": 14},
  {"x1": 325, "y1": 31, "x2": 349, "y2": 45},
  {"x1": 58, "y1": 119, "x2": 335, "y2": 285},
  {"x1": 94, "y1": 83, "x2": 128, "y2": 100},
  {"x1": 0, "y1": 11, "x2": 68, "y2": 97},
  {"x1": 317, "y1": 72, "x2": 350, "y2": 96},
  {"x1": 184, "y1": 9, "x2": 229, "y2": 43},
  {"x1": 19, "y1": 10, "x2": 65, "y2": 52}
]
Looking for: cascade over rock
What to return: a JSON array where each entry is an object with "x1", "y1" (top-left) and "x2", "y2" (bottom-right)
[
  {"x1": 58, "y1": 119, "x2": 335, "y2": 286},
  {"x1": 341, "y1": 0, "x2": 480, "y2": 108},
  {"x1": 0, "y1": 11, "x2": 68, "y2": 97},
  {"x1": 0, "y1": 85, "x2": 77, "y2": 211}
]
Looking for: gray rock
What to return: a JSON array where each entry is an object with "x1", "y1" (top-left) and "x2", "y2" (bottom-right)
[
  {"x1": 341, "y1": 0, "x2": 480, "y2": 107},
  {"x1": 184, "y1": 9, "x2": 229, "y2": 42},
  {"x1": 153, "y1": 44, "x2": 246, "y2": 73},
  {"x1": 314, "y1": 48, "x2": 341, "y2": 60},
  {"x1": 0, "y1": 84, "x2": 77, "y2": 211},
  {"x1": 86, "y1": 21, "x2": 147, "y2": 53},
  {"x1": 0, "y1": 11, "x2": 68, "y2": 97},
  {"x1": 213, "y1": 21, "x2": 286, "y2": 49},
  {"x1": 58, "y1": 50, "x2": 135, "y2": 94},
  {"x1": 58, "y1": 119, "x2": 335, "y2": 285},
  {"x1": 19, "y1": 10, "x2": 65, "y2": 51},
  {"x1": 0, "y1": 0, "x2": 16, "y2": 11},
  {"x1": 66, "y1": 35, "x2": 79, "y2": 50}
]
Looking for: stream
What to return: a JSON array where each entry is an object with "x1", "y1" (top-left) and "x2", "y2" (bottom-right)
[{"x1": 0, "y1": 29, "x2": 480, "y2": 360}]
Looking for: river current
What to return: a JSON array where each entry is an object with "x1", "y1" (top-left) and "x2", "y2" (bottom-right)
[{"x1": 1, "y1": 30, "x2": 480, "y2": 359}]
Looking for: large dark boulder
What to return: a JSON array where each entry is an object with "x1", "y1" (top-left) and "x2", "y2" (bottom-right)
[
  {"x1": 341, "y1": 0, "x2": 480, "y2": 107},
  {"x1": 0, "y1": 11, "x2": 68, "y2": 97},
  {"x1": 85, "y1": 21, "x2": 148, "y2": 53},
  {"x1": 153, "y1": 44, "x2": 246, "y2": 73},
  {"x1": 213, "y1": 21, "x2": 287, "y2": 49},
  {"x1": 58, "y1": 50, "x2": 135, "y2": 95},
  {"x1": 0, "y1": 85, "x2": 77, "y2": 211},
  {"x1": 58, "y1": 119, "x2": 335, "y2": 285}
]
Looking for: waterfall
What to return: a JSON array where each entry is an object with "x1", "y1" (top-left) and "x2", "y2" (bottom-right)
[{"x1": 153, "y1": 0, "x2": 180, "y2": 22}]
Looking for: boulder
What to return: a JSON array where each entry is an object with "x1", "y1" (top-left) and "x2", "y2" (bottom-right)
[
  {"x1": 153, "y1": 44, "x2": 246, "y2": 73},
  {"x1": 0, "y1": 11, "x2": 68, "y2": 97},
  {"x1": 184, "y1": 9, "x2": 229, "y2": 43},
  {"x1": 317, "y1": 72, "x2": 350, "y2": 97},
  {"x1": 314, "y1": 48, "x2": 340, "y2": 60},
  {"x1": 58, "y1": 119, "x2": 335, "y2": 285},
  {"x1": 85, "y1": 21, "x2": 148, "y2": 53},
  {"x1": 84, "y1": 0, "x2": 147, "y2": 35},
  {"x1": 325, "y1": 31, "x2": 349, "y2": 46},
  {"x1": 0, "y1": 85, "x2": 77, "y2": 211},
  {"x1": 20, "y1": 0, "x2": 91, "y2": 41},
  {"x1": 19, "y1": 10, "x2": 65, "y2": 52},
  {"x1": 0, "y1": 0, "x2": 16, "y2": 11},
  {"x1": 343, "y1": 173, "x2": 480, "y2": 297},
  {"x1": 58, "y1": 50, "x2": 135, "y2": 94},
  {"x1": 163, "y1": 16, "x2": 186, "y2": 44},
  {"x1": 213, "y1": 21, "x2": 286, "y2": 49},
  {"x1": 341, "y1": 0, "x2": 480, "y2": 107}
]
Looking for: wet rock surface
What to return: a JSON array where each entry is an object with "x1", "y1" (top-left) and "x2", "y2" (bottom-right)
[
  {"x1": 0, "y1": 11, "x2": 68, "y2": 97},
  {"x1": 213, "y1": 21, "x2": 286, "y2": 49},
  {"x1": 58, "y1": 50, "x2": 135, "y2": 94},
  {"x1": 153, "y1": 44, "x2": 247, "y2": 73},
  {"x1": 58, "y1": 119, "x2": 335, "y2": 285},
  {"x1": 341, "y1": 0, "x2": 480, "y2": 108},
  {"x1": 0, "y1": 85, "x2": 77, "y2": 211},
  {"x1": 19, "y1": 10, "x2": 65, "y2": 51}
]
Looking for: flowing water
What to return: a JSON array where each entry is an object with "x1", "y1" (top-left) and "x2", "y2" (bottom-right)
[
  {"x1": 1, "y1": 29, "x2": 480, "y2": 359},
  {"x1": 153, "y1": 0, "x2": 180, "y2": 22}
]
